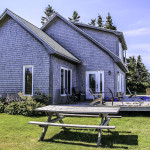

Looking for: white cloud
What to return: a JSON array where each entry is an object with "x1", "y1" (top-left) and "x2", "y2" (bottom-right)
[{"x1": 124, "y1": 28, "x2": 150, "y2": 36}]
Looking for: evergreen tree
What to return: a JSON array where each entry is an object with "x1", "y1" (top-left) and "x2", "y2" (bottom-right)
[
  {"x1": 104, "y1": 12, "x2": 117, "y2": 30},
  {"x1": 89, "y1": 19, "x2": 96, "y2": 26},
  {"x1": 41, "y1": 5, "x2": 55, "y2": 25},
  {"x1": 68, "y1": 11, "x2": 80, "y2": 22},
  {"x1": 97, "y1": 14, "x2": 103, "y2": 27},
  {"x1": 126, "y1": 55, "x2": 150, "y2": 93}
]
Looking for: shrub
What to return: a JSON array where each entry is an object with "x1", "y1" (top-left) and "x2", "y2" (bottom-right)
[
  {"x1": 34, "y1": 91, "x2": 51, "y2": 105},
  {"x1": 4, "y1": 95, "x2": 45, "y2": 116},
  {"x1": 4, "y1": 102, "x2": 20, "y2": 115},
  {"x1": 2, "y1": 91, "x2": 49, "y2": 116},
  {"x1": 0, "y1": 96, "x2": 8, "y2": 113},
  {"x1": 0, "y1": 102, "x2": 7, "y2": 113}
]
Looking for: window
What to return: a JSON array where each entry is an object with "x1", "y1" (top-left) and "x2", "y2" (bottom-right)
[
  {"x1": 23, "y1": 66, "x2": 33, "y2": 95},
  {"x1": 61, "y1": 67, "x2": 72, "y2": 95},
  {"x1": 117, "y1": 72, "x2": 124, "y2": 92},
  {"x1": 119, "y1": 42, "x2": 123, "y2": 60}
]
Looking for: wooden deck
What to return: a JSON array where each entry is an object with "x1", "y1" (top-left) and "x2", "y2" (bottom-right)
[{"x1": 64, "y1": 100, "x2": 150, "y2": 111}]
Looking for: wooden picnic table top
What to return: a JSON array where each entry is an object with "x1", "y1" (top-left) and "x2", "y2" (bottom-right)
[{"x1": 35, "y1": 105, "x2": 120, "y2": 114}]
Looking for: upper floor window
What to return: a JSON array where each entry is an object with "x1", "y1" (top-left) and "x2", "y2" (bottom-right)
[
  {"x1": 61, "y1": 67, "x2": 72, "y2": 95},
  {"x1": 119, "y1": 42, "x2": 123, "y2": 60},
  {"x1": 23, "y1": 65, "x2": 33, "y2": 95}
]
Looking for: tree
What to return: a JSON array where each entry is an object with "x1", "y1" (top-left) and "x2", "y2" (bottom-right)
[
  {"x1": 126, "y1": 55, "x2": 150, "y2": 93},
  {"x1": 41, "y1": 5, "x2": 55, "y2": 25},
  {"x1": 104, "y1": 12, "x2": 117, "y2": 30},
  {"x1": 89, "y1": 19, "x2": 96, "y2": 26},
  {"x1": 68, "y1": 11, "x2": 80, "y2": 22},
  {"x1": 97, "y1": 14, "x2": 103, "y2": 27}
]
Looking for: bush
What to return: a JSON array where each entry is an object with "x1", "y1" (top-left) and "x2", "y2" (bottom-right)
[
  {"x1": 0, "y1": 102, "x2": 7, "y2": 113},
  {"x1": 0, "y1": 96, "x2": 8, "y2": 113},
  {"x1": 5, "y1": 102, "x2": 20, "y2": 115},
  {"x1": 1, "y1": 91, "x2": 49, "y2": 116},
  {"x1": 34, "y1": 91, "x2": 51, "y2": 105},
  {"x1": 4, "y1": 95, "x2": 45, "y2": 116}
]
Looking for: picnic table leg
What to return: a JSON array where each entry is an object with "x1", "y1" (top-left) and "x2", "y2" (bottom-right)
[
  {"x1": 97, "y1": 115, "x2": 105, "y2": 147},
  {"x1": 39, "y1": 113, "x2": 53, "y2": 141},
  {"x1": 56, "y1": 113, "x2": 69, "y2": 131}
]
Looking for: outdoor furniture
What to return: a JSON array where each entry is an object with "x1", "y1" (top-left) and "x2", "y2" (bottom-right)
[
  {"x1": 117, "y1": 92, "x2": 124, "y2": 100},
  {"x1": 28, "y1": 105, "x2": 120, "y2": 147},
  {"x1": 72, "y1": 87, "x2": 86, "y2": 101},
  {"x1": 88, "y1": 88, "x2": 103, "y2": 106},
  {"x1": 127, "y1": 87, "x2": 137, "y2": 98},
  {"x1": 64, "y1": 89, "x2": 78, "y2": 104}
]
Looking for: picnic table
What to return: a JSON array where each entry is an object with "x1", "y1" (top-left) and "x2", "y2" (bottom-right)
[{"x1": 28, "y1": 105, "x2": 120, "y2": 147}]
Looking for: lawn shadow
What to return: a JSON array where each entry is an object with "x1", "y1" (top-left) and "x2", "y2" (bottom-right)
[{"x1": 43, "y1": 130, "x2": 138, "y2": 149}]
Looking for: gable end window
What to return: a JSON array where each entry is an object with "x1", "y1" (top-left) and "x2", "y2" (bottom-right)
[
  {"x1": 61, "y1": 67, "x2": 72, "y2": 95},
  {"x1": 23, "y1": 65, "x2": 33, "y2": 95}
]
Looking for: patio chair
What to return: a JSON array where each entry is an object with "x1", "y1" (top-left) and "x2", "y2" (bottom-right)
[
  {"x1": 88, "y1": 88, "x2": 103, "y2": 106},
  {"x1": 72, "y1": 87, "x2": 86, "y2": 101},
  {"x1": 64, "y1": 89, "x2": 78, "y2": 104},
  {"x1": 127, "y1": 87, "x2": 137, "y2": 98}
]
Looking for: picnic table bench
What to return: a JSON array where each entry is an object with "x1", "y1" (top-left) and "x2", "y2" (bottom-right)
[{"x1": 28, "y1": 105, "x2": 120, "y2": 147}]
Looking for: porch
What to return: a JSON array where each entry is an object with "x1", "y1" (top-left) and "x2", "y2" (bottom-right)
[{"x1": 63, "y1": 95, "x2": 150, "y2": 112}]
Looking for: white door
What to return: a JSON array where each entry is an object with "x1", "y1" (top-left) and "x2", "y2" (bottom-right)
[{"x1": 86, "y1": 71, "x2": 104, "y2": 99}]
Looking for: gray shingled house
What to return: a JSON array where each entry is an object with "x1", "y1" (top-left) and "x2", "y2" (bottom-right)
[{"x1": 0, "y1": 9, "x2": 128, "y2": 104}]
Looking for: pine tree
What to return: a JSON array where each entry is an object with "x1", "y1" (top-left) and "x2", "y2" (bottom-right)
[
  {"x1": 41, "y1": 5, "x2": 55, "y2": 25},
  {"x1": 68, "y1": 11, "x2": 80, "y2": 22},
  {"x1": 104, "y1": 13, "x2": 117, "y2": 30},
  {"x1": 97, "y1": 14, "x2": 103, "y2": 27},
  {"x1": 126, "y1": 55, "x2": 150, "y2": 93},
  {"x1": 89, "y1": 19, "x2": 96, "y2": 26}
]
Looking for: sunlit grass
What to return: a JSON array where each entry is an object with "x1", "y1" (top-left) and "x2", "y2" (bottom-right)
[{"x1": 0, "y1": 113, "x2": 150, "y2": 150}]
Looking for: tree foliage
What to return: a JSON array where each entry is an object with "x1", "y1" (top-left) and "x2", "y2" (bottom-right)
[
  {"x1": 97, "y1": 14, "x2": 103, "y2": 27},
  {"x1": 104, "y1": 12, "x2": 117, "y2": 30},
  {"x1": 41, "y1": 5, "x2": 55, "y2": 25},
  {"x1": 126, "y1": 55, "x2": 150, "y2": 93},
  {"x1": 88, "y1": 19, "x2": 96, "y2": 26},
  {"x1": 68, "y1": 11, "x2": 80, "y2": 22}
]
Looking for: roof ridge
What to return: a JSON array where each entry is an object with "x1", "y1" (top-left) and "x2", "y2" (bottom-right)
[
  {"x1": 41, "y1": 12, "x2": 128, "y2": 72},
  {"x1": 0, "y1": 9, "x2": 81, "y2": 63}
]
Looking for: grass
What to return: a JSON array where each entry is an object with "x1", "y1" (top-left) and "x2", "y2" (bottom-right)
[{"x1": 1, "y1": 113, "x2": 150, "y2": 150}]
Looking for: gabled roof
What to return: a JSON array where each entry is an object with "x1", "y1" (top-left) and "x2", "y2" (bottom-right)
[
  {"x1": 0, "y1": 9, "x2": 81, "y2": 64},
  {"x1": 41, "y1": 12, "x2": 128, "y2": 72},
  {"x1": 72, "y1": 22, "x2": 127, "y2": 50}
]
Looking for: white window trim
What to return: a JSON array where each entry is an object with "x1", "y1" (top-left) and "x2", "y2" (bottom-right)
[
  {"x1": 117, "y1": 72, "x2": 124, "y2": 93},
  {"x1": 60, "y1": 67, "x2": 72, "y2": 96},
  {"x1": 23, "y1": 65, "x2": 34, "y2": 96},
  {"x1": 119, "y1": 42, "x2": 123, "y2": 60}
]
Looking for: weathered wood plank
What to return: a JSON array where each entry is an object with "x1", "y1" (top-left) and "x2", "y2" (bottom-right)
[
  {"x1": 58, "y1": 113, "x2": 122, "y2": 118},
  {"x1": 35, "y1": 105, "x2": 120, "y2": 114},
  {"x1": 28, "y1": 121, "x2": 116, "y2": 129}
]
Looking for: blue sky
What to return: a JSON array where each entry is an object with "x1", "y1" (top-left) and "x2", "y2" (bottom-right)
[{"x1": 1, "y1": 0, "x2": 150, "y2": 70}]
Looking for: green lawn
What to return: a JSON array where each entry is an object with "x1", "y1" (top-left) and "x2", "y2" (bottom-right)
[{"x1": 0, "y1": 113, "x2": 150, "y2": 150}]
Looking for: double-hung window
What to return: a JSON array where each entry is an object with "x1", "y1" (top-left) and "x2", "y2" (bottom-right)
[
  {"x1": 117, "y1": 72, "x2": 124, "y2": 93},
  {"x1": 23, "y1": 65, "x2": 33, "y2": 95},
  {"x1": 61, "y1": 67, "x2": 72, "y2": 95}
]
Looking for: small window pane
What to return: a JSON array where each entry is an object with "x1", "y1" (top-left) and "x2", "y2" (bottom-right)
[
  {"x1": 100, "y1": 73, "x2": 102, "y2": 92},
  {"x1": 25, "y1": 67, "x2": 32, "y2": 95},
  {"x1": 89, "y1": 74, "x2": 96, "y2": 92},
  {"x1": 65, "y1": 70, "x2": 67, "y2": 91},
  {"x1": 68, "y1": 70, "x2": 71, "y2": 94},
  {"x1": 61, "y1": 69, "x2": 64, "y2": 94}
]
